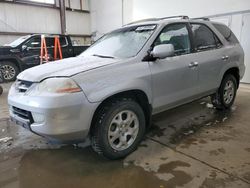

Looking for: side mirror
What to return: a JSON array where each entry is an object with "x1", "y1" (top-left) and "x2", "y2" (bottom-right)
[
  {"x1": 151, "y1": 44, "x2": 174, "y2": 59},
  {"x1": 22, "y1": 45, "x2": 28, "y2": 51}
]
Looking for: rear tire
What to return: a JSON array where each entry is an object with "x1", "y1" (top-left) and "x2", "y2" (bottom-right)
[
  {"x1": 91, "y1": 98, "x2": 146, "y2": 160},
  {"x1": 211, "y1": 74, "x2": 237, "y2": 110},
  {"x1": 0, "y1": 61, "x2": 19, "y2": 82}
]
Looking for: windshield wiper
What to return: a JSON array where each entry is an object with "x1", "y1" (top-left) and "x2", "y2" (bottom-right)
[{"x1": 93, "y1": 54, "x2": 115, "y2": 59}]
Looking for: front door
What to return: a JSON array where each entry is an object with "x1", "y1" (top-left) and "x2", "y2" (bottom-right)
[
  {"x1": 21, "y1": 36, "x2": 41, "y2": 69},
  {"x1": 149, "y1": 23, "x2": 199, "y2": 113}
]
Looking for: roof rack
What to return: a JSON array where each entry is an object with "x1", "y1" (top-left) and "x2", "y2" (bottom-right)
[
  {"x1": 160, "y1": 15, "x2": 189, "y2": 20},
  {"x1": 192, "y1": 17, "x2": 210, "y2": 21},
  {"x1": 127, "y1": 18, "x2": 160, "y2": 25},
  {"x1": 126, "y1": 15, "x2": 189, "y2": 26}
]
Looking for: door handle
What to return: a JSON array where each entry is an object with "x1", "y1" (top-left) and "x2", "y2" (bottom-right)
[
  {"x1": 222, "y1": 56, "x2": 229, "y2": 61},
  {"x1": 188, "y1": 62, "x2": 199, "y2": 68}
]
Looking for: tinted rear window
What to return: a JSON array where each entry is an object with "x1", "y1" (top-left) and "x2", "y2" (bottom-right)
[
  {"x1": 213, "y1": 23, "x2": 239, "y2": 44},
  {"x1": 191, "y1": 24, "x2": 222, "y2": 51}
]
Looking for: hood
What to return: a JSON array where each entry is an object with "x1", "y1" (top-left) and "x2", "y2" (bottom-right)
[{"x1": 17, "y1": 56, "x2": 120, "y2": 82}]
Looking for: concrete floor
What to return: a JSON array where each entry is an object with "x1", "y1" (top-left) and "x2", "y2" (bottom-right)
[{"x1": 0, "y1": 83, "x2": 250, "y2": 188}]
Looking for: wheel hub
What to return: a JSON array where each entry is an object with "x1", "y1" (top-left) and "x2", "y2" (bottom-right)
[
  {"x1": 223, "y1": 80, "x2": 235, "y2": 105},
  {"x1": 1, "y1": 65, "x2": 16, "y2": 80},
  {"x1": 108, "y1": 110, "x2": 139, "y2": 151}
]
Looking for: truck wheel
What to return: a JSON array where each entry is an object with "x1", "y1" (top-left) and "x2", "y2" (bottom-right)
[
  {"x1": 211, "y1": 74, "x2": 237, "y2": 110},
  {"x1": 91, "y1": 98, "x2": 146, "y2": 159},
  {"x1": 0, "y1": 61, "x2": 19, "y2": 82}
]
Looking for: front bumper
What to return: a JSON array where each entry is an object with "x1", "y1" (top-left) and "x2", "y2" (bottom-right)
[{"x1": 8, "y1": 83, "x2": 99, "y2": 141}]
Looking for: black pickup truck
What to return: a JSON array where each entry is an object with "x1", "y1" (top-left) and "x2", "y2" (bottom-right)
[{"x1": 0, "y1": 34, "x2": 89, "y2": 81}]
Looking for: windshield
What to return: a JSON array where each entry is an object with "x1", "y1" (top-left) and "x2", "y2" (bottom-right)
[
  {"x1": 81, "y1": 25, "x2": 156, "y2": 59},
  {"x1": 4, "y1": 35, "x2": 31, "y2": 47}
]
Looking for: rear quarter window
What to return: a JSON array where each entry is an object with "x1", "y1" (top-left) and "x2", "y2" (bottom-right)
[
  {"x1": 191, "y1": 23, "x2": 222, "y2": 51},
  {"x1": 213, "y1": 23, "x2": 239, "y2": 44}
]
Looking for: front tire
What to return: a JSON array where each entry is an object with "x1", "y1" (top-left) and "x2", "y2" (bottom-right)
[
  {"x1": 211, "y1": 74, "x2": 237, "y2": 110},
  {"x1": 0, "y1": 61, "x2": 19, "y2": 82},
  {"x1": 91, "y1": 98, "x2": 146, "y2": 160}
]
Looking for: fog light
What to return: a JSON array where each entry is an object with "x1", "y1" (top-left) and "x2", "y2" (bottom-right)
[{"x1": 32, "y1": 112, "x2": 45, "y2": 123}]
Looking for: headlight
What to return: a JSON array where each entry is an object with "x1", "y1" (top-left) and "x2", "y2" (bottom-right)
[{"x1": 26, "y1": 77, "x2": 81, "y2": 95}]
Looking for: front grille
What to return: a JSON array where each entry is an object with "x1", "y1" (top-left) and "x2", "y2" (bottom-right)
[
  {"x1": 12, "y1": 106, "x2": 34, "y2": 123},
  {"x1": 15, "y1": 80, "x2": 33, "y2": 93}
]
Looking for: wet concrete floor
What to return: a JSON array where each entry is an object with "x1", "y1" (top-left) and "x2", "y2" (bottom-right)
[{"x1": 0, "y1": 83, "x2": 250, "y2": 188}]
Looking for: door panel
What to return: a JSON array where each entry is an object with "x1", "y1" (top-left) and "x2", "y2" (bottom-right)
[
  {"x1": 150, "y1": 54, "x2": 199, "y2": 113},
  {"x1": 21, "y1": 48, "x2": 41, "y2": 68},
  {"x1": 192, "y1": 48, "x2": 227, "y2": 94}
]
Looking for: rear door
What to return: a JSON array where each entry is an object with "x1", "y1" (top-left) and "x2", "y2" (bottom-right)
[
  {"x1": 149, "y1": 23, "x2": 199, "y2": 113},
  {"x1": 189, "y1": 23, "x2": 227, "y2": 95}
]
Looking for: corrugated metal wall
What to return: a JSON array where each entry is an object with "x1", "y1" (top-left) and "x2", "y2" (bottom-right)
[{"x1": 0, "y1": 0, "x2": 91, "y2": 45}]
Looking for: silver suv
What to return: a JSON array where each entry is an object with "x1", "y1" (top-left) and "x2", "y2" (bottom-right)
[{"x1": 8, "y1": 16, "x2": 245, "y2": 159}]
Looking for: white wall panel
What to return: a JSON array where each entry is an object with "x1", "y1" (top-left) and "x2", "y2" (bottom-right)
[
  {"x1": 0, "y1": 3, "x2": 61, "y2": 34},
  {"x1": 91, "y1": 0, "x2": 250, "y2": 35},
  {"x1": 66, "y1": 11, "x2": 91, "y2": 35},
  {"x1": 231, "y1": 14, "x2": 243, "y2": 40},
  {"x1": 0, "y1": 35, "x2": 20, "y2": 46},
  {"x1": 240, "y1": 13, "x2": 250, "y2": 83},
  {"x1": 70, "y1": 0, "x2": 81, "y2": 9},
  {"x1": 0, "y1": 1, "x2": 91, "y2": 45},
  {"x1": 90, "y1": 0, "x2": 123, "y2": 39},
  {"x1": 131, "y1": 0, "x2": 250, "y2": 21},
  {"x1": 82, "y1": 0, "x2": 90, "y2": 11}
]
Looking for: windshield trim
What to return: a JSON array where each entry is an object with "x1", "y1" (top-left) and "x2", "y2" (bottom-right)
[{"x1": 133, "y1": 24, "x2": 158, "y2": 58}]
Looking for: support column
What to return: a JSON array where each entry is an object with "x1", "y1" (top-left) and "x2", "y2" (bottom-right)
[{"x1": 59, "y1": 0, "x2": 66, "y2": 34}]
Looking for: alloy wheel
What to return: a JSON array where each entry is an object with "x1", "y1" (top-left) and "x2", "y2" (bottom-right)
[{"x1": 108, "y1": 110, "x2": 139, "y2": 151}]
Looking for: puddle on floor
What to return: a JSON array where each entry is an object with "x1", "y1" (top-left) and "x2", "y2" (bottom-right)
[
  {"x1": 0, "y1": 118, "x2": 175, "y2": 188},
  {"x1": 0, "y1": 145, "x2": 174, "y2": 188},
  {"x1": 149, "y1": 98, "x2": 235, "y2": 147}
]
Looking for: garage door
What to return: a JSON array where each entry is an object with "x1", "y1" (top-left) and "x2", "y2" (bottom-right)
[{"x1": 241, "y1": 13, "x2": 250, "y2": 83}]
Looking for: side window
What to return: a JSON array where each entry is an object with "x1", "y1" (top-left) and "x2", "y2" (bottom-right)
[
  {"x1": 191, "y1": 24, "x2": 221, "y2": 51},
  {"x1": 45, "y1": 37, "x2": 55, "y2": 48},
  {"x1": 26, "y1": 37, "x2": 41, "y2": 48},
  {"x1": 154, "y1": 24, "x2": 191, "y2": 55},
  {"x1": 212, "y1": 23, "x2": 239, "y2": 44},
  {"x1": 59, "y1": 36, "x2": 68, "y2": 46}
]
